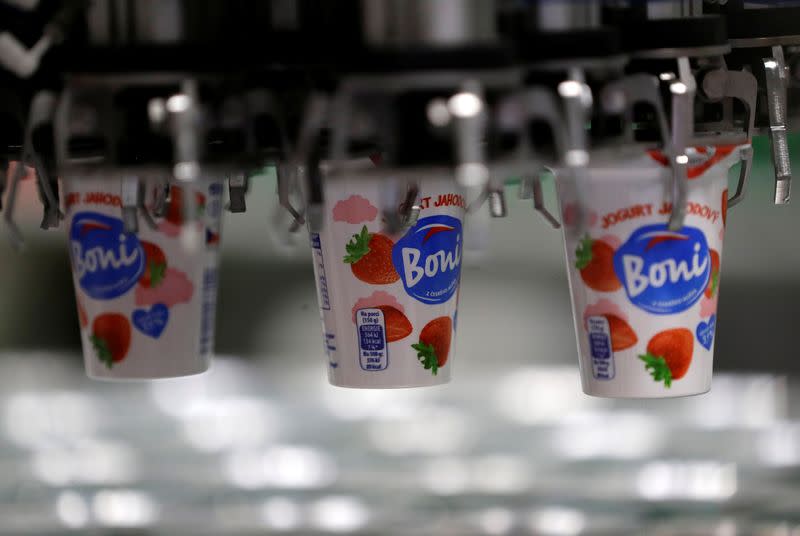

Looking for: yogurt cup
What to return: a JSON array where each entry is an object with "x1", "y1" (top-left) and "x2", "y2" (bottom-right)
[
  {"x1": 309, "y1": 171, "x2": 465, "y2": 388},
  {"x1": 556, "y1": 145, "x2": 743, "y2": 398},
  {"x1": 64, "y1": 177, "x2": 223, "y2": 380}
]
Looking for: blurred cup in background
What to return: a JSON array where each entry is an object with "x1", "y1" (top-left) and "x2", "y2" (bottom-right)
[{"x1": 64, "y1": 177, "x2": 223, "y2": 380}]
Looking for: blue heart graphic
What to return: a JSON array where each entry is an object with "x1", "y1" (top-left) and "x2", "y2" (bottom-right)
[
  {"x1": 696, "y1": 314, "x2": 716, "y2": 351},
  {"x1": 133, "y1": 303, "x2": 169, "y2": 338}
]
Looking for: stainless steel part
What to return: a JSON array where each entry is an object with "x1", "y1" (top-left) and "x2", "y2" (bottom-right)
[
  {"x1": 289, "y1": 94, "x2": 328, "y2": 233},
  {"x1": 3, "y1": 160, "x2": 25, "y2": 250},
  {"x1": 151, "y1": 178, "x2": 170, "y2": 218},
  {"x1": 536, "y1": 0, "x2": 601, "y2": 31},
  {"x1": 647, "y1": 0, "x2": 704, "y2": 19},
  {"x1": 452, "y1": 81, "x2": 489, "y2": 200},
  {"x1": 493, "y1": 85, "x2": 565, "y2": 227},
  {"x1": 701, "y1": 68, "x2": 758, "y2": 208},
  {"x1": 532, "y1": 174, "x2": 560, "y2": 229},
  {"x1": 558, "y1": 71, "x2": 592, "y2": 233},
  {"x1": 763, "y1": 46, "x2": 792, "y2": 204},
  {"x1": 667, "y1": 57, "x2": 694, "y2": 231},
  {"x1": 227, "y1": 174, "x2": 248, "y2": 213},
  {"x1": 601, "y1": 73, "x2": 671, "y2": 147},
  {"x1": 362, "y1": 0, "x2": 496, "y2": 47},
  {"x1": 120, "y1": 176, "x2": 140, "y2": 233},
  {"x1": 488, "y1": 189, "x2": 507, "y2": 218}
]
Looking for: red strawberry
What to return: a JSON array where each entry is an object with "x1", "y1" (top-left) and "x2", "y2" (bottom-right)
[
  {"x1": 721, "y1": 189, "x2": 728, "y2": 227},
  {"x1": 376, "y1": 305, "x2": 412, "y2": 342},
  {"x1": 165, "y1": 186, "x2": 206, "y2": 225},
  {"x1": 91, "y1": 313, "x2": 131, "y2": 369},
  {"x1": 639, "y1": 328, "x2": 694, "y2": 387},
  {"x1": 138, "y1": 241, "x2": 167, "y2": 288},
  {"x1": 605, "y1": 314, "x2": 637, "y2": 351},
  {"x1": 77, "y1": 300, "x2": 88, "y2": 328},
  {"x1": 705, "y1": 249, "x2": 720, "y2": 299},
  {"x1": 343, "y1": 226, "x2": 400, "y2": 284},
  {"x1": 412, "y1": 316, "x2": 452, "y2": 375},
  {"x1": 575, "y1": 236, "x2": 622, "y2": 292}
]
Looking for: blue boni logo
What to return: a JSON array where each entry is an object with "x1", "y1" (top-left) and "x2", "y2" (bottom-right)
[
  {"x1": 70, "y1": 212, "x2": 145, "y2": 300},
  {"x1": 613, "y1": 223, "x2": 710, "y2": 315},
  {"x1": 392, "y1": 215, "x2": 462, "y2": 305}
]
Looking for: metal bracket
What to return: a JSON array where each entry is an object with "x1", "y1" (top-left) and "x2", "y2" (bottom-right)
[
  {"x1": 763, "y1": 46, "x2": 791, "y2": 204},
  {"x1": 601, "y1": 74, "x2": 671, "y2": 148},
  {"x1": 276, "y1": 164, "x2": 306, "y2": 231},
  {"x1": 495, "y1": 85, "x2": 566, "y2": 227},
  {"x1": 121, "y1": 177, "x2": 140, "y2": 233},
  {"x1": 383, "y1": 181, "x2": 422, "y2": 235},
  {"x1": 557, "y1": 71, "x2": 593, "y2": 232},
  {"x1": 664, "y1": 57, "x2": 695, "y2": 230},
  {"x1": 520, "y1": 173, "x2": 560, "y2": 229},
  {"x1": 289, "y1": 94, "x2": 328, "y2": 233},
  {"x1": 701, "y1": 68, "x2": 758, "y2": 208},
  {"x1": 152, "y1": 178, "x2": 170, "y2": 218},
  {"x1": 227, "y1": 173, "x2": 248, "y2": 213},
  {"x1": 121, "y1": 177, "x2": 157, "y2": 233},
  {"x1": 28, "y1": 91, "x2": 63, "y2": 230},
  {"x1": 3, "y1": 161, "x2": 25, "y2": 250}
]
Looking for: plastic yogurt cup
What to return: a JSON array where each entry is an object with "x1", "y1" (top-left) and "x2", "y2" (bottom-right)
[
  {"x1": 64, "y1": 177, "x2": 223, "y2": 380},
  {"x1": 556, "y1": 145, "x2": 743, "y2": 398},
  {"x1": 309, "y1": 172, "x2": 465, "y2": 388}
]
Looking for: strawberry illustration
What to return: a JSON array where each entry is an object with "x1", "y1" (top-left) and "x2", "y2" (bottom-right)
[
  {"x1": 165, "y1": 186, "x2": 206, "y2": 225},
  {"x1": 705, "y1": 248, "x2": 720, "y2": 299},
  {"x1": 376, "y1": 305, "x2": 412, "y2": 342},
  {"x1": 343, "y1": 226, "x2": 400, "y2": 284},
  {"x1": 138, "y1": 241, "x2": 167, "y2": 288},
  {"x1": 605, "y1": 314, "x2": 637, "y2": 351},
  {"x1": 721, "y1": 189, "x2": 728, "y2": 227},
  {"x1": 91, "y1": 313, "x2": 132, "y2": 369},
  {"x1": 412, "y1": 316, "x2": 452, "y2": 375},
  {"x1": 639, "y1": 328, "x2": 694, "y2": 387},
  {"x1": 575, "y1": 235, "x2": 622, "y2": 292}
]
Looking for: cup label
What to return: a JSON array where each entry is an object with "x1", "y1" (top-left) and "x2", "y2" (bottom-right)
[
  {"x1": 587, "y1": 315, "x2": 615, "y2": 380},
  {"x1": 392, "y1": 215, "x2": 462, "y2": 305},
  {"x1": 613, "y1": 223, "x2": 710, "y2": 315},
  {"x1": 356, "y1": 308, "x2": 388, "y2": 371},
  {"x1": 70, "y1": 212, "x2": 146, "y2": 300}
]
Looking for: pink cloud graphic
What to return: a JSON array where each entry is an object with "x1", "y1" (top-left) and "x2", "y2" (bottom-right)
[
  {"x1": 333, "y1": 195, "x2": 378, "y2": 224},
  {"x1": 351, "y1": 291, "x2": 404, "y2": 324},
  {"x1": 136, "y1": 268, "x2": 194, "y2": 307},
  {"x1": 583, "y1": 299, "x2": 628, "y2": 326},
  {"x1": 699, "y1": 295, "x2": 717, "y2": 318}
]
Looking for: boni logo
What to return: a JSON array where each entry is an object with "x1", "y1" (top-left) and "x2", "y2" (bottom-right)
[
  {"x1": 70, "y1": 212, "x2": 145, "y2": 300},
  {"x1": 392, "y1": 215, "x2": 462, "y2": 305},
  {"x1": 613, "y1": 223, "x2": 710, "y2": 315}
]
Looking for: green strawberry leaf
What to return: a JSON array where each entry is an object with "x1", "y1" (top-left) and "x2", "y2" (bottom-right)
[
  {"x1": 575, "y1": 234, "x2": 594, "y2": 270},
  {"x1": 639, "y1": 352, "x2": 672, "y2": 388},
  {"x1": 91, "y1": 335, "x2": 114, "y2": 369},
  {"x1": 412, "y1": 342, "x2": 439, "y2": 376},
  {"x1": 150, "y1": 260, "x2": 167, "y2": 288},
  {"x1": 343, "y1": 226, "x2": 372, "y2": 264},
  {"x1": 710, "y1": 271, "x2": 719, "y2": 297}
]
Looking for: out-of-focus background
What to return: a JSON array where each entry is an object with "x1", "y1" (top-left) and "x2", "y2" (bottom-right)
[{"x1": 0, "y1": 138, "x2": 799, "y2": 535}]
